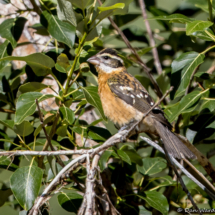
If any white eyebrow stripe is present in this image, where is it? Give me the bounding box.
[99,53,124,64]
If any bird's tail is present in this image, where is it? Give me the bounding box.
[155,120,196,159]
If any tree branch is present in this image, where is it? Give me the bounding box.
[0,149,92,156]
[162,141,202,215]
[139,0,162,75]
[0,108,15,114]
[29,154,87,215]
[176,134,215,183]
[140,136,215,200]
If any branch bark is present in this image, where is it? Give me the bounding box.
[177,134,215,183]
[29,154,87,215]
[162,141,202,215]
[140,136,215,200]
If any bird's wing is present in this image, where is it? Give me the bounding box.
[107,72,172,128]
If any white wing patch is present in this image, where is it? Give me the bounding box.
[119,86,133,91]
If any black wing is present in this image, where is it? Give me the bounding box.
[107,72,172,129]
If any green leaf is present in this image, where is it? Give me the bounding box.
[201,98,215,112]
[0,156,18,171]
[169,89,209,122]
[72,125,111,142]
[186,20,213,35]
[59,106,75,124]
[76,19,103,42]
[0,40,10,70]
[137,47,154,56]
[17,82,48,95]
[41,11,76,48]
[99,150,112,171]
[139,206,152,215]
[191,29,215,41]
[148,14,193,24]
[98,3,125,11]
[56,124,67,137]
[140,191,169,215]
[15,92,54,124]
[0,53,55,76]
[55,53,70,73]
[171,52,205,98]
[116,149,131,165]
[58,192,83,213]
[71,0,93,9]
[149,176,176,191]
[0,120,14,130]
[100,0,133,15]
[34,114,55,136]
[0,19,16,48]
[120,145,143,165]
[13,121,34,136]
[81,86,106,120]
[10,165,43,210]
[137,157,166,175]
[57,0,77,26]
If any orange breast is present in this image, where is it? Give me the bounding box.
[98,71,143,127]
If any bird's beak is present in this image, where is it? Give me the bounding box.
[87,55,100,65]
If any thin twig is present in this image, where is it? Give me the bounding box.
[0,108,15,114]
[183,158,215,193]
[36,100,65,168]
[176,134,215,183]
[139,0,162,75]
[97,0,165,101]
[140,136,215,200]
[29,0,42,15]
[35,99,55,151]
[162,141,202,215]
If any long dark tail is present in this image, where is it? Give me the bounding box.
[155,121,196,159]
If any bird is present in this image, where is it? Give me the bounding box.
[87,48,196,159]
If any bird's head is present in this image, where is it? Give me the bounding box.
[87,48,124,73]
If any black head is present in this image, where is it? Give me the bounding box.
[87,48,124,73]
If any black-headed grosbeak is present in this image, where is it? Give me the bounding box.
[87,48,195,159]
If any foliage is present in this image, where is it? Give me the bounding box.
[0,0,215,214]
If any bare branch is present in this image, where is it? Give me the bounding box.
[140,136,215,200]
[29,154,87,215]
[139,0,162,75]
[183,158,215,193]
[162,141,202,215]
[0,108,15,114]
[177,134,215,183]
[85,154,96,215]
[0,149,92,156]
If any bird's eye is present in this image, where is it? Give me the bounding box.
[103,56,109,60]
